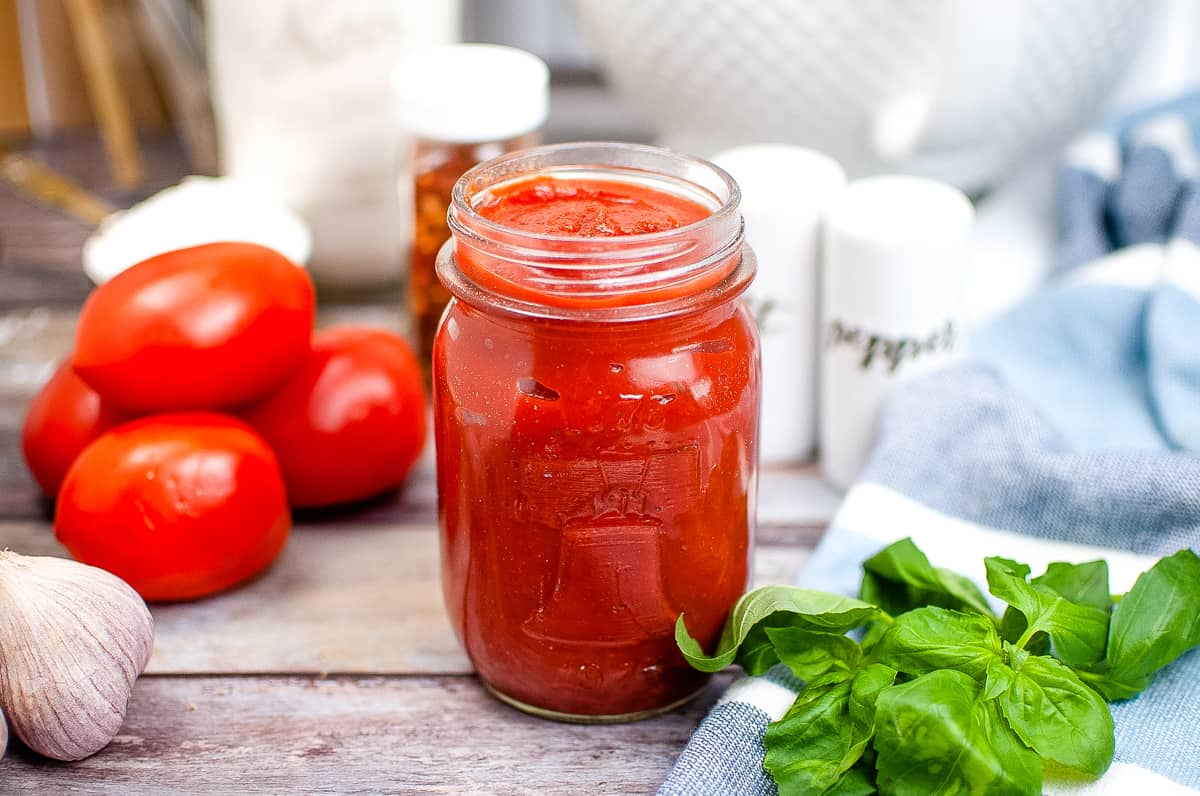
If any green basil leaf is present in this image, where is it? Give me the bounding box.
[845,662,897,791]
[848,663,897,734]
[766,626,861,682]
[997,606,1051,655]
[1033,560,1112,612]
[764,678,855,795]
[997,643,1114,777]
[856,611,890,656]
[874,669,1042,796]
[736,615,802,676]
[1074,670,1152,702]
[985,557,1109,666]
[983,656,1016,700]
[998,604,1025,644]
[676,586,877,673]
[824,765,876,796]
[860,538,994,617]
[998,559,1106,656]
[764,664,895,796]
[1094,549,1200,697]
[873,606,1002,681]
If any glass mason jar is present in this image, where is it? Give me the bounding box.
[433,142,760,722]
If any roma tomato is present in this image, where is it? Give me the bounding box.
[244,326,426,507]
[21,360,128,497]
[55,413,290,601]
[73,242,314,413]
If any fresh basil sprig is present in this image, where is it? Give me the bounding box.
[1077,549,1200,700]
[763,663,896,794]
[985,557,1109,667]
[675,586,877,675]
[874,668,1043,796]
[675,539,1200,796]
[859,537,993,617]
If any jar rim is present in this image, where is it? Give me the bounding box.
[439,142,755,322]
[449,141,743,246]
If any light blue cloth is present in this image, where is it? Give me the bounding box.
[660,95,1200,795]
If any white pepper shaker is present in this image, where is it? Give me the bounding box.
[712,145,847,464]
[820,176,973,489]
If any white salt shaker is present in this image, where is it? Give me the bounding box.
[820,176,974,489]
[712,145,847,464]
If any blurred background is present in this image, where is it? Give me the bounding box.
[4,0,1200,300]
[6,0,1200,168]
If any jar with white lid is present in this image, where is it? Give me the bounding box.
[392,44,549,377]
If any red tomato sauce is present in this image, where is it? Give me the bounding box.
[475,176,711,236]
[435,176,758,718]
[457,177,736,312]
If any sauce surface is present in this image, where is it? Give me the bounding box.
[475,176,711,236]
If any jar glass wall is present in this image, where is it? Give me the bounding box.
[433,142,760,721]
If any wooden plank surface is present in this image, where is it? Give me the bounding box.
[0,518,811,676]
[1,672,734,794]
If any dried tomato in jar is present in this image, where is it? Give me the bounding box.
[434,143,761,722]
[393,44,548,379]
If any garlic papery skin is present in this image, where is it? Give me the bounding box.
[0,551,154,761]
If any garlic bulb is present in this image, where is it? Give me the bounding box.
[1,706,7,760]
[0,551,154,761]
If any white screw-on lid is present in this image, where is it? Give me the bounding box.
[392,44,549,143]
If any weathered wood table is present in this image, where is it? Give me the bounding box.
[0,135,840,794]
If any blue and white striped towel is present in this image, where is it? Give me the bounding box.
[660,94,1200,795]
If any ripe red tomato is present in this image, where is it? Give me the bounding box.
[244,326,426,507]
[21,360,128,497]
[55,413,290,601]
[73,242,315,413]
